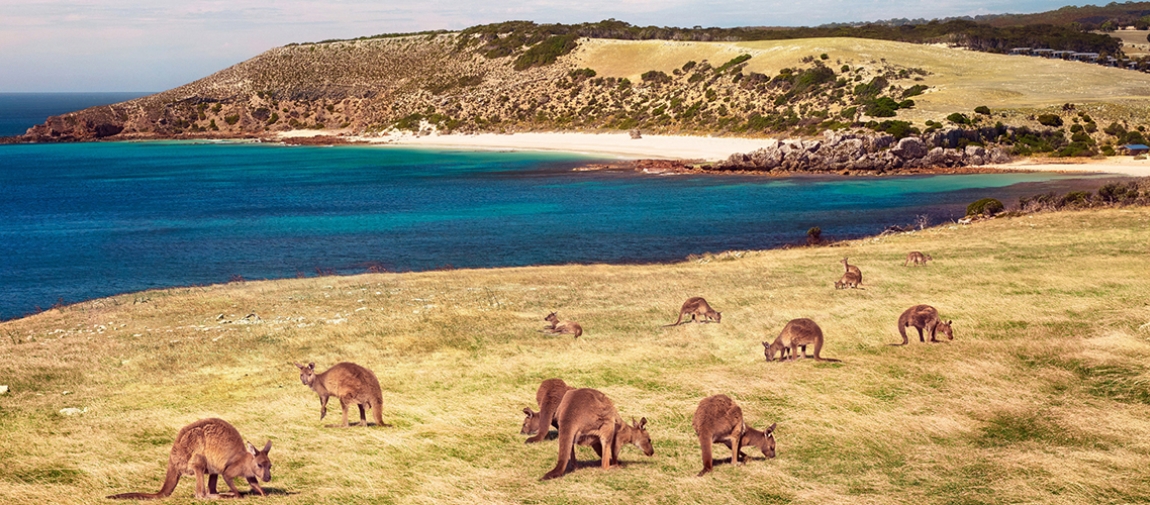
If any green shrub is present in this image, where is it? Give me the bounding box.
[1037,114,1063,127]
[513,34,578,71]
[864,97,900,117]
[869,120,919,139]
[974,105,991,115]
[641,70,672,84]
[224,114,240,125]
[946,112,970,125]
[901,84,928,98]
[681,61,696,72]
[569,68,597,80]
[266,112,279,125]
[967,198,1005,217]
[715,54,752,73]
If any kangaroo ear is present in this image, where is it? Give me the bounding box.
[293,362,304,369]
[246,442,258,456]
[262,440,272,453]
[766,423,777,434]
[523,407,533,416]
[308,362,315,370]
[639,417,647,428]
[947,320,953,325]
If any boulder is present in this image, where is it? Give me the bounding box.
[891,137,927,160]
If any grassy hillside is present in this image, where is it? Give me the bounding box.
[2,208,1150,504]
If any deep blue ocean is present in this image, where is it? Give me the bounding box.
[0,92,152,137]
[0,95,1118,320]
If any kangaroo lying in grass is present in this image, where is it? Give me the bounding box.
[893,305,953,345]
[762,318,841,362]
[904,251,932,266]
[665,297,722,326]
[522,378,574,444]
[841,257,862,283]
[294,362,390,427]
[107,418,271,500]
[542,388,643,480]
[834,270,861,289]
[692,395,776,477]
[542,312,583,338]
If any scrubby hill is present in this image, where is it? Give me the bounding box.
[16,22,1150,162]
[2,207,1149,504]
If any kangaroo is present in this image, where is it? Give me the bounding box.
[692,394,776,477]
[841,257,862,284]
[542,312,583,338]
[762,318,840,362]
[904,251,932,266]
[542,388,625,480]
[834,270,861,289]
[107,418,271,500]
[576,417,654,463]
[893,305,954,345]
[294,362,390,427]
[522,378,574,443]
[665,297,722,326]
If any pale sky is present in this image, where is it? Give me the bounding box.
[1,1,1087,92]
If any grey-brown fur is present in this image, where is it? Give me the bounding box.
[541,388,629,480]
[763,318,840,362]
[665,297,722,326]
[294,362,390,427]
[904,251,932,266]
[542,312,583,338]
[893,305,953,345]
[692,394,776,477]
[834,270,861,289]
[107,418,272,500]
[841,257,863,284]
[522,378,574,443]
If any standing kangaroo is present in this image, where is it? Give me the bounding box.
[834,270,861,289]
[893,305,954,345]
[665,297,722,326]
[522,378,574,443]
[294,362,390,427]
[762,318,841,362]
[692,394,776,477]
[107,418,271,500]
[542,312,583,338]
[904,251,932,266]
[542,388,625,480]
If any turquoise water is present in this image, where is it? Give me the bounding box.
[0,140,1114,320]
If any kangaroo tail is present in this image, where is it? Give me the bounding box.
[816,357,842,363]
[663,312,685,327]
[107,461,181,500]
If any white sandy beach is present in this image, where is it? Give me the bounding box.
[280,130,1150,176]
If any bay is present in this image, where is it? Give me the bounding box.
[0,139,1115,320]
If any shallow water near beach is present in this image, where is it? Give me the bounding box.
[0,140,1115,319]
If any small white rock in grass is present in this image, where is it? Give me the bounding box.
[61,391,72,396]
[0,385,8,395]
[59,407,86,416]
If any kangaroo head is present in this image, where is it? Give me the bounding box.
[713,311,722,323]
[938,320,954,340]
[545,312,558,323]
[520,408,539,435]
[628,417,654,456]
[761,423,777,459]
[245,441,273,482]
[294,362,317,386]
[925,254,933,261]
[840,257,849,266]
[764,341,784,361]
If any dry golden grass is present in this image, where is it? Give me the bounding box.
[575,37,1150,121]
[2,208,1150,504]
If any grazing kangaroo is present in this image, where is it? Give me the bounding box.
[522,378,574,443]
[893,305,954,345]
[107,418,271,500]
[576,417,654,462]
[542,312,583,338]
[841,257,862,284]
[542,388,625,480]
[762,318,841,362]
[904,251,932,266]
[665,297,722,326]
[834,270,861,289]
[294,362,390,427]
[692,395,776,477]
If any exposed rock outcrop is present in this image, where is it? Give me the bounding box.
[715,129,1011,173]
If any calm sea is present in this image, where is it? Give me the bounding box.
[0,92,152,137]
[0,95,1118,320]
